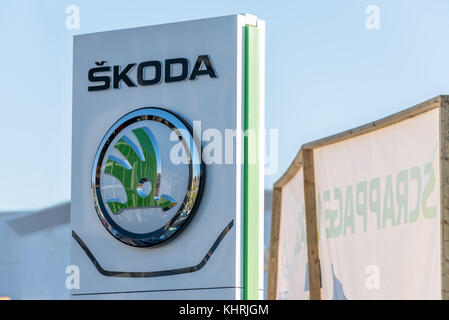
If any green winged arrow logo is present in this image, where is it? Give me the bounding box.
[104,127,177,214]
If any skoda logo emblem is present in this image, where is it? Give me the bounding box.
[92,108,204,247]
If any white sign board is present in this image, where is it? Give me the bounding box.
[71,15,265,299]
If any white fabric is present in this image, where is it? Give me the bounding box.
[313,109,441,299]
[276,169,309,299]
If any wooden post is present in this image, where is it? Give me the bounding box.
[302,149,321,300]
[267,186,282,299]
[439,95,449,300]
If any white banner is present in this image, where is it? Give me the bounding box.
[276,169,309,299]
[314,109,440,299]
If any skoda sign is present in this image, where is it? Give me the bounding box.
[71,15,265,298]
[91,108,204,247]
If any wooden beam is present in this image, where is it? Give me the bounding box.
[267,186,282,299]
[439,95,449,300]
[274,149,303,188]
[275,97,439,191]
[302,149,321,300]
[303,96,439,150]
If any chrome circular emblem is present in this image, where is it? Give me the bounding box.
[92,108,204,247]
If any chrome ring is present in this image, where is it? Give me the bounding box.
[91,107,205,247]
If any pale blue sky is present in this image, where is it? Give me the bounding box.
[0,0,448,211]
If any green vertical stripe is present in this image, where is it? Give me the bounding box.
[243,24,260,300]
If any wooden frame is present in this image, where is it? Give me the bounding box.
[268,95,448,299]
[439,95,449,300]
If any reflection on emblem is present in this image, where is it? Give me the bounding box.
[104,127,177,214]
[92,107,204,247]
